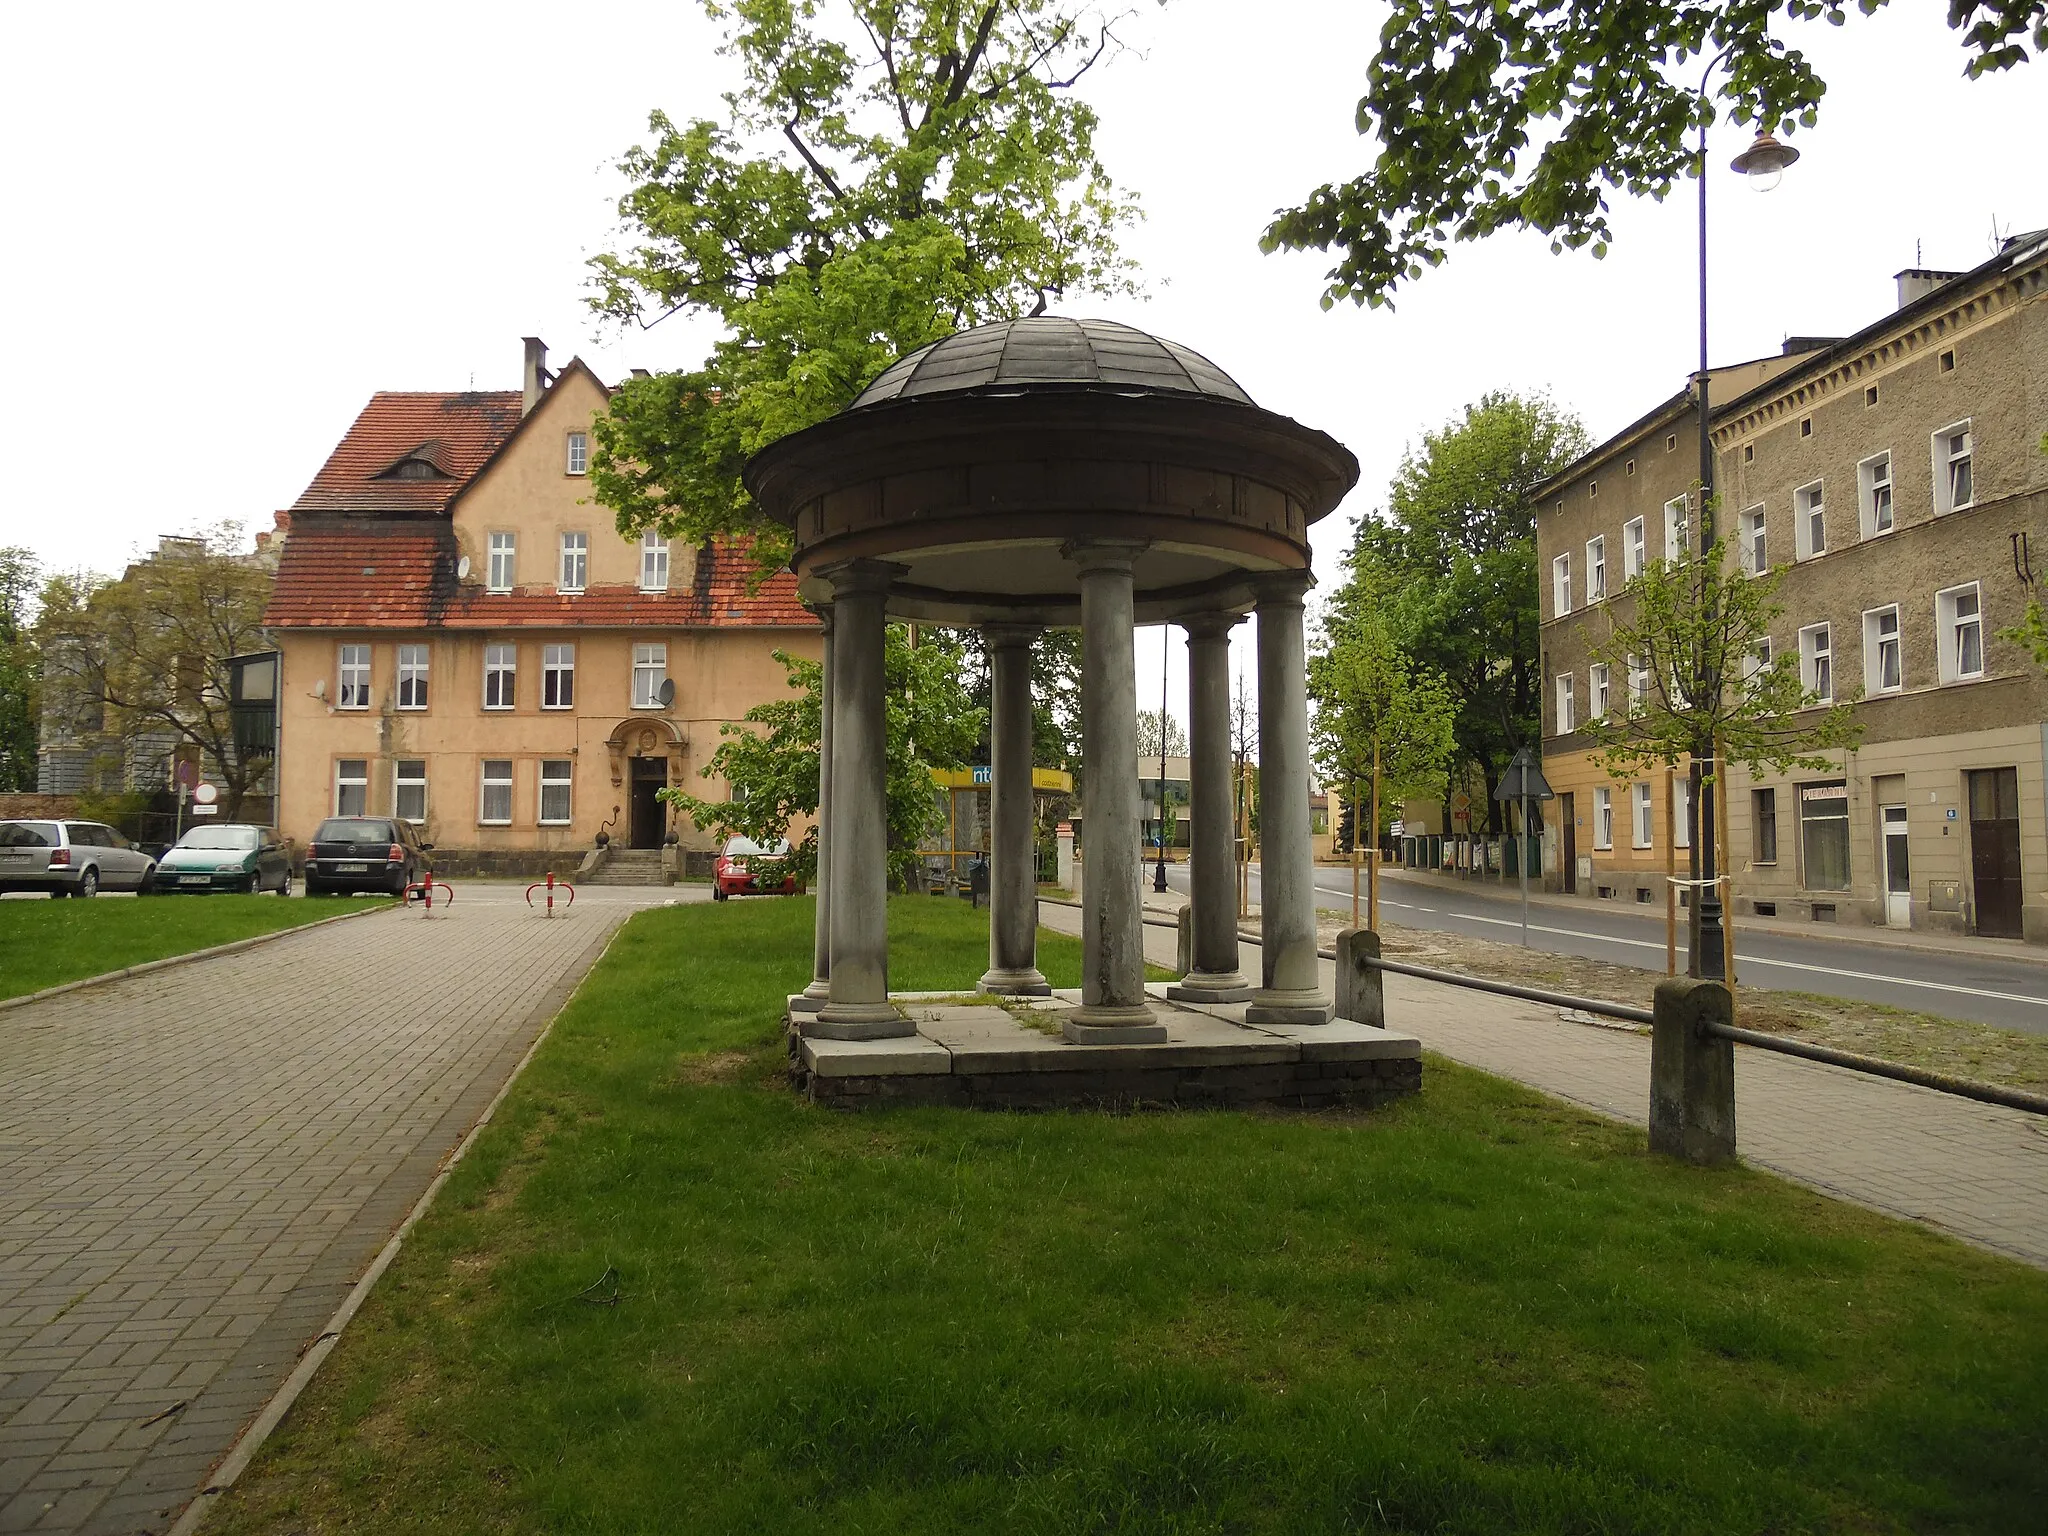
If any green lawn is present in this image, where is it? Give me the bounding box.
[0,895,375,1001]
[213,896,2048,1534]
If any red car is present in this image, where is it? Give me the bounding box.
[711,836,802,900]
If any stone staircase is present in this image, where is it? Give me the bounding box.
[588,847,669,886]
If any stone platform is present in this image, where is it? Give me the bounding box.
[786,985,1423,1111]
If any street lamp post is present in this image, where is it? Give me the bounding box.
[1690,47,1797,982]
[1155,626,1170,893]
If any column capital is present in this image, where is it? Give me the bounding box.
[979,621,1043,650]
[818,558,908,599]
[1251,568,1315,607]
[802,601,834,634]
[1179,611,1245,641]
[1061,538,1148,576]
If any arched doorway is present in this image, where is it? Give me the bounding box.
[605,718,686,849]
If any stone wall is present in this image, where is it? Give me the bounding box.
[0,794,79,821]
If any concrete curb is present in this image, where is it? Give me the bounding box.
[0,900,397,1015]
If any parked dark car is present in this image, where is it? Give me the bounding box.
[304,817,431,897]
[149,824,293,894]
[0,819,156,898]
[711,836,801,900]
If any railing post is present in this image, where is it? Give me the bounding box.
[1650,977,1736,1164]
[1175,904,1193,978]
[1335,928,1384,1028]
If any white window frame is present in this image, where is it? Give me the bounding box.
[542,643,576,710]
[1674,776,1692,849]
[632,643,668,710]
[1551,553,1571,618]
[394,758,427,824]
[334,758,368,817]
[565,431,589,476]
[487,532,516,593]
[1626,653,1648,714]
[1662,496,1689,562]
[396,644,429,711]
[558,532,588,594]
[1586,536,1606,602]
[1554,673,1575,734]
[539,759,573,826]
[1739,506,1767,576]
[1858,451,1893,539]
[1588,662,1609,721]
[640,531,670,593]
[483,643,517,710]
[1936,582,1985,683]
[1793,481,1826,561]
[336,644,371,710]
[1593,785,1613,851]
[1931,420,1973,514]
[480,760,514,826]
[1623,517,1646,581]
[1799,623,1833,704]
[1863,605,1902,695]
[1632,782,1654,849]
[1743,636,1774,692]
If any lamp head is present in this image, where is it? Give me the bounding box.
[1730,131,1799,192]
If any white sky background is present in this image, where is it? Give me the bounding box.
[1,0,2041,727]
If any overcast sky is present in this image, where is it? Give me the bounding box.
[2,0,2040,718]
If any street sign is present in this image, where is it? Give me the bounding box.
[193,783,218,805]
[191,804,218,817]
[1493,747,1555,803]
[1390,819,1405,838]
[175,759,198,789]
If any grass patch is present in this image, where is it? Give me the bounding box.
[0,895,372,1001]
[213,896,2048,1534]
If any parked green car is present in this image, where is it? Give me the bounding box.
[149,824,294,895]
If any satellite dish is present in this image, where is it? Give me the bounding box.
[657,677,676,708]
[312,678,327,699]
[457,555,472,580]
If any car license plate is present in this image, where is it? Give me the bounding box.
[0,851,26,863]
[337,862,370,874]
[179,875,210,885]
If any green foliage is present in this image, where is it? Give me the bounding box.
[587,0,1147,567]
[1339,391,1590,831]
[662,625,983,882]
[1581,536,1862,780]
[1265,0,2048,308]
[2001,594,2048,671]
[0,547,38,791]
[1134,705,1186,760]
[957,625,1084,786]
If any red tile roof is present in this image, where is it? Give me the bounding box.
[290,392,524,516]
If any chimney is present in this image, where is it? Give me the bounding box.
[1895,269,1963,310]
[522,337,550,415]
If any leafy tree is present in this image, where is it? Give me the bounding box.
[663,624,983,884]
[1134,706,1187,760]
[1266,0,2048,308]
[2003,596,2048,671]
[1339,391,1589,832]
[958,626,1085,782]
[0,547,39,791]
[587,0,1146,567]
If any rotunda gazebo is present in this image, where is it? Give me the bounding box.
[745,317,1359,1048]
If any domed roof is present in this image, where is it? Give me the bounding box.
[852,316,1255,409]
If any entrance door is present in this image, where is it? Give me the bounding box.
[629,757,668,849]
[1560,792,1577,894]
[1967,767,2023,938]
[1881,804,1911,926]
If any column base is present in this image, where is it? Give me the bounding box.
[1244,989,1336,1026]
[1166,971,1253,1004]
[809,1000,914,1039]
[1064,1004,1167,1044]
[789,983,830,1015]
[979,967,1052,997]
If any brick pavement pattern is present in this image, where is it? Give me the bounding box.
[0,891,660,1534]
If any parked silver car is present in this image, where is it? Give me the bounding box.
[0,820,158,898]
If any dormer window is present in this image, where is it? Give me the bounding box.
[375,439,455,481]
[392,459,441,480]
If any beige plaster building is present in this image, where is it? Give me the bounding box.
[264,342,819,869]
[1536,232,2048,942]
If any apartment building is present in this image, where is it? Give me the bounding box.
[1536,231,2048,943]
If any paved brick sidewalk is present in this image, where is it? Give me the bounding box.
[0,890,667,1533]
[1045,903,2048,1269]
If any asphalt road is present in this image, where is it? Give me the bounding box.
[1164,861,2048,1037]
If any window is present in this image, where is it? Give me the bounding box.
[539,643,575,710]
[1863,606,1902,694]
[1626,653,1648,713]
[1799,781,1851,891]
[559,532,588,593]
[539,759,573,825]
[1739,506,1767,575]
[480,760,514,825]
[1937,583,1984,682]
[1586,536,1606,601]
[1858,453,1893,538]
[1939,348,1955,372]
[1743,443,1755,464]
[1663,496,1689,561]
[1865,385,1879,408]
[1589,662,1610,721]
[335,759,368,817]
[1794,482,1825,559]
[396,644,429,710]
[1666,433,1678,452]
[394,759,427,823]
[640,531,670,593]
[1551,553,1571,617]
[1800,416,1813,439]
[1625,458,1636,476]
[1632,783,1654,848]
[1589,479,1598,499]
[1593,786,1613,850]
[1554,673,1575,734]
[1623,517,1645,581]
[1752,787,1778,865]
[1674,777,1692,849]
[632,643,668,709]
[487,532,516,592]
[484,643,517,709]
[1799,624,1833,703]
[566,432,589,476]
[336,645,370,710]
[1743,636,1774,691]
[1933,422,1973,513]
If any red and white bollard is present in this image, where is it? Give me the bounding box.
[404,870,455,916]
[525,870,577,917]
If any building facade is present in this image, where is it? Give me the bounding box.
[1537,234,2048,942]
[264,342,819,865]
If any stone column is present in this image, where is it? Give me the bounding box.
[1063,541,1164,1042]
[980,623,1050,995]
[1246,571,1335,1025]
[812,561,911,1038]
[793,604,834,1013]
[1168,613,1251,1003]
